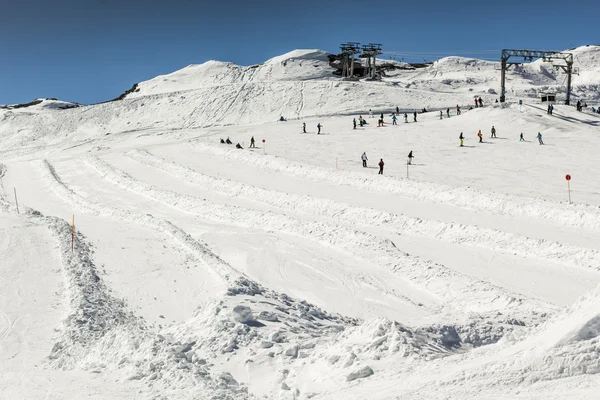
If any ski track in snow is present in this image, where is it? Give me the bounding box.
[79,154,553,319]
[38,159,239,284]
[187,141,600,232]
[126,148,600,273]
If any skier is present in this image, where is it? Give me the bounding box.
[404,113,408,123]
[396,106,400,114]
[413,111,417,122]
[220,138,226,144]
[478,97,483,107]
[317,123,322,134]
[361,152,368,167]
[446,108,450,118]
[392,114,397,125]
[491,126,497,138]
[359,116,364,126]
[279,116,286,122]
[439,111,443,120]
[353,118,357,129]
[407,151,414,165]
[537,132,544,145]
[226,137,232,144]
[380,113,384,122]
[477,130,483,143]
[475,98,479,108]
[236,143,243,149]
[369,109,373,118]
[520,132,525,142]
[303,122,306,133]
[547,104,551,114]
[456,105,461,115]
[459,132,464,147]
[378,159,385,175]
[378,117,384,127]
[577,100,581,112]
[550,104,554,115]
[250,136,256,148]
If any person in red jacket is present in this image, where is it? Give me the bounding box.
[378,159,385,175]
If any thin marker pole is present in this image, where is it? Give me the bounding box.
[13,187,19,214]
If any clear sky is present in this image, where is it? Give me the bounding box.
[1,0,598,105]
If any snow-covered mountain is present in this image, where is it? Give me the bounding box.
[1,46,599,156]
[2,46,600,399]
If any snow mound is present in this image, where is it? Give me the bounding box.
[311,318,452,367]
[265,49,331,65]
[1,98,80,111]
[544,287,600,348]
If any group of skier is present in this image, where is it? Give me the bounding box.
[361,151,414,175]
[220,136,259,149]
[460,126,544,146]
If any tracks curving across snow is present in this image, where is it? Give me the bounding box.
[187,141,600,232]
[38,159,238,285]
[81,154,553,320]
[126,148,600,272]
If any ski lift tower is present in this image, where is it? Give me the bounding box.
[340,42,361,78]
[499,49,574,105]
[360,44,383,79]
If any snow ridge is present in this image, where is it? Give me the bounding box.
[189,141,600,231]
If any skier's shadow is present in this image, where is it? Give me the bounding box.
[461,145,476,148]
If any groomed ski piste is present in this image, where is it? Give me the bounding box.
[1,46,600,399]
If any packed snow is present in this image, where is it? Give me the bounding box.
[1,45,600,399]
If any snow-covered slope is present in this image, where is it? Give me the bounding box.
[2,46,600,399]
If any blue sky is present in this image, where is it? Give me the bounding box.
[1,0,598,105]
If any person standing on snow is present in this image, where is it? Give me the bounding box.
[396,106,400,114]
[380,113,384,122]
[413,111,417,122]
[491,126,497,138]
[317,123,322,134]
[361,152,368,167]
[477,130,483,143]
[378,159,385,175]
[392,114,397,125]
[456,105,461,115]
[407,151,414,165]
[537,132,544,145]
[353,118,357,129]
[520,132,525,142]
[447,108,450,118]
[359,115,364,126]
[439,111,443,120]
[303,122,306,133]
[250,136,256,148]
[478,97,483,107]
[404,113,408,123]
[459,132,464,147]
[369,109,373,118]
[474,98,479,108]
